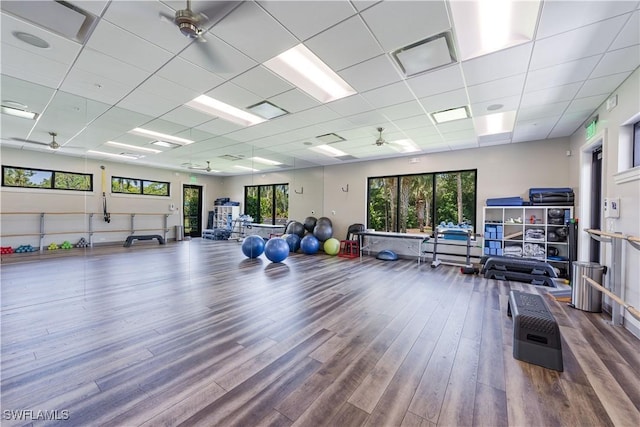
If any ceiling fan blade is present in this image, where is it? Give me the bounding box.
[159,11,175,24]
[193,40,229,72]
[196,1,242,29]
[10,137,49,146]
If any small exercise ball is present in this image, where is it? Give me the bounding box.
[286,221,305,238]
[242,235,265,258]
[317,216,332,227]
[313,222,333,242]
[264,237,289,263]
[303,216,317,233]
[284,233,301,252]
[300,234,320,254]
[323,238,340,256]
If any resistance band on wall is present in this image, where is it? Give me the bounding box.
[101,165,111,223]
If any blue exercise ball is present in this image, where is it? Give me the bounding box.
[242,235,265,258]
[284,233,301,252]
[300,234,320,254]
[264,237,289,263]
[313,222,333,242]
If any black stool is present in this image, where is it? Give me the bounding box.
[507,290,563,371]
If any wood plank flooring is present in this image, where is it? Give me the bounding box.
[1,239,639,426]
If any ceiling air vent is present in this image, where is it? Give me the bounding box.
[219,154,244,161]
[1,0,98,44]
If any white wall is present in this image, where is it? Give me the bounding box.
[569,67,640,336]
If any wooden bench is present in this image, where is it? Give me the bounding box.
[123,234,165,247]
[507,290,563,371]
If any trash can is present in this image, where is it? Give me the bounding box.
[571,261,605,312]
[175,225,184,241]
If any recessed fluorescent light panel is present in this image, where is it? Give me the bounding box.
[392,32,456,76]
[309,144,348,157]
[431,106,470,124]
[106,141,162,154]
[450,0,540,60]
[234,165,259,172]
[1,105,38,120]
[128,128,194,145]
[150,140,181,148]
[186,95,266,127]
[247,101,288,119]
[250,156,282,166]
[265,44,357,103]
[87,150,139,160]
[391,139,421,153]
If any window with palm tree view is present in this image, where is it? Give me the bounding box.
[244,184,288,225]
[367,170,477,234]
[2,166,92,191]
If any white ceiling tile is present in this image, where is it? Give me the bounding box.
[548,116,586,138]
[210,1,298,63]
[0,43,69,89]
[326,94,374,116]
[231,65,293,100]
[436,119,474,134]
[195,118,243,137]
[536,1,638,39]
[610,10,640,50]
[467,74,526,104]
[205,82,263,109]
[524,56,601,92]
[61,67,137,106]
[339,54,403,92]
[257,0,356,41]
[461,43,533,86]
[518,101,571,122]
[590,45,640,78]
[360,0,451,51]
[377,101,425,121]
[418,88,469,114]
[512,118,557,142]
[305,15,383,71]
[138,75,200,105]
[71,48,150,86]
[360,81,416,109]
[67,1,109,16]
[155,57,225,93]
[0,75,54,114]
[530,15,629,70]
[180,32,257,78]
[102,1,190,53]
[520,82,583,108]
[346,110,388,128]
[406,65,465,98]
[117,88,181,118]
[394,117,437,133]
[269,89,321,114]
[470,96,521,118]
[86,20,173,73]
[1,12,82,63]
[160,106,216,128]
[576,72,631,99]
[565,94,607,115]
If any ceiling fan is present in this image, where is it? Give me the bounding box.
[160,0,233,42]
[374,127,388,146]
[188,161,212,172]
[11,132,62,150]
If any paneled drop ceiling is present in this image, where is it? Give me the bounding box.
[1,0,638,175]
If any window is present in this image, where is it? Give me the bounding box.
[244,183,289,224]
[2,166,92,191]
[367,169,477,234]
[111,176,170,196]
[633,121,640,168]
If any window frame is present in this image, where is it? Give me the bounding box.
[367,168,478,235]
[2,165,93,191]
[111,175,170,197]
[633,120,640,168]
[244,183,289,225]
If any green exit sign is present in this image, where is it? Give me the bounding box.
[586,116,598,140]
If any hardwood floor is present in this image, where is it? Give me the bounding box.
[1,239,639,426]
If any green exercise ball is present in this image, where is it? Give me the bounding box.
[323,238,340,256]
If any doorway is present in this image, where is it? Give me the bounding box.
[590,148,603,262]
[183,184,203,238]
